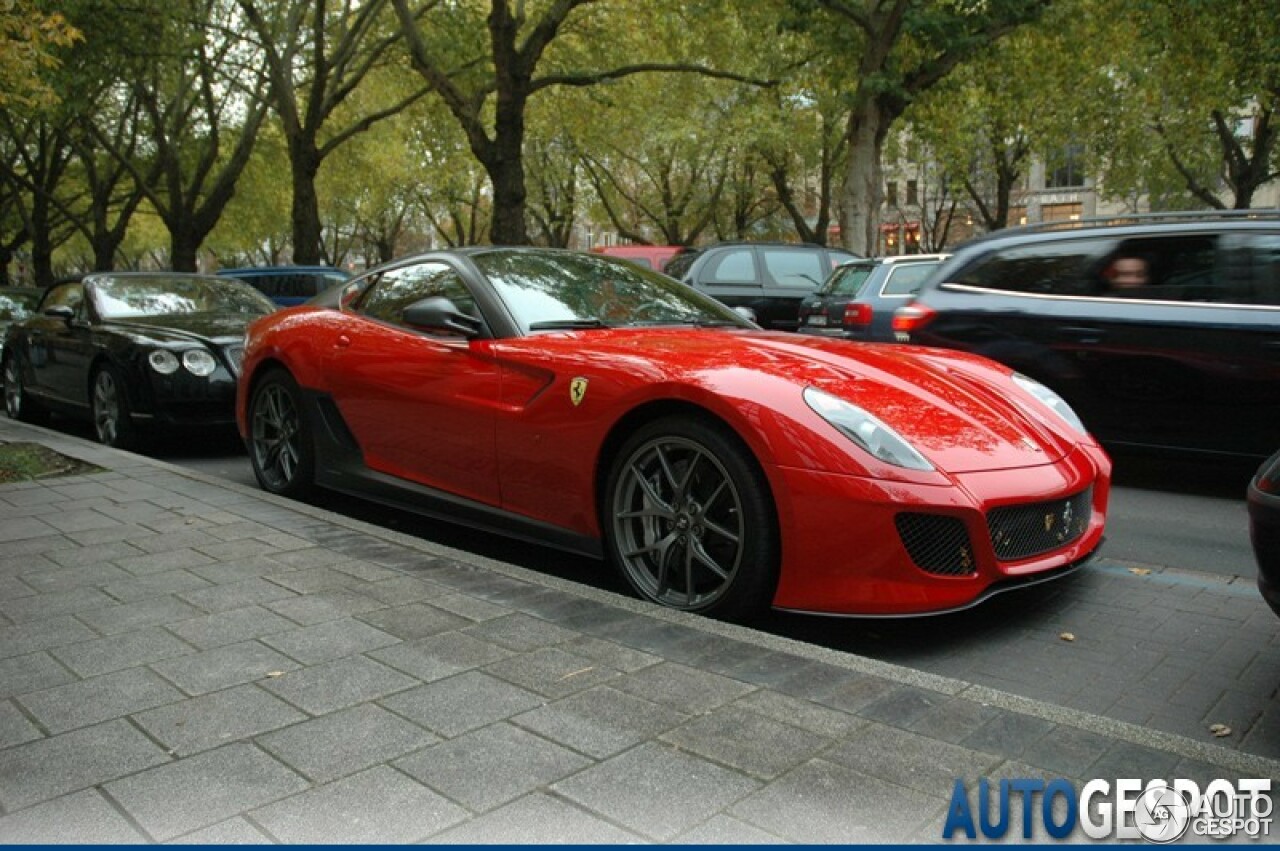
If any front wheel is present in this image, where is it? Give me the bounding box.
[603,416,779,622]
[247,369,316,500]
[91,365,137,449]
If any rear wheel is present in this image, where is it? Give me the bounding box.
[604,416,779,622]
[3,354,47,424]
[91,365,137,449]
[247,369,316,499]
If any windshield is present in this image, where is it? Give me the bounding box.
[471,249,754,333]
[89,275,277,320]
[822,264,875,297]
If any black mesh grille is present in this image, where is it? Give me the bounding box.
[895,513,976,577]
[987,487,1092,561]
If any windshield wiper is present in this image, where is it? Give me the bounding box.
[527,318,612,331]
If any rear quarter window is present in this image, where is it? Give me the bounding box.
[706,249,759,285]
[881,263,939,296]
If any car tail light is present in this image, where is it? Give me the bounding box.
[1256,453,1280,495]
[842,303,873,326]
[892,303,937,334]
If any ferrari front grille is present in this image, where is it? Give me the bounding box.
[987,486,1092,562]
[895,513,976,577]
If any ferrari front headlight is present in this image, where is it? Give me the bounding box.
[803,386,934,471]
[1012,373,1086,435]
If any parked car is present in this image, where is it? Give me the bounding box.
[3,272,276,449]
[0,287,43,358]
[798,254,948,342]
[1248,448,1280,617]
[590,244,685,272]
[893,211,1280,460]
[217,265,351,307]
[664,241,859,331]
[237,246,1110,621]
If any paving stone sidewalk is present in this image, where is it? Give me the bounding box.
[0,420,1277,844]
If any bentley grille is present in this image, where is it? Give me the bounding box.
[987,486,1093,562]
[223,344,245,376]
[895,513,976,577]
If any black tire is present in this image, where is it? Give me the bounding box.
[91,364,138,449]
[247,369,316,500]
[3,353,47,425]
[603,415,779,622]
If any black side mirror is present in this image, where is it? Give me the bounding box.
[43,305,75,324]
[402,296,483,338]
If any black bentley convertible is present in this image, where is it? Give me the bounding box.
[2,272,276,449]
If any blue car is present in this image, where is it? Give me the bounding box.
[217,266,351,307]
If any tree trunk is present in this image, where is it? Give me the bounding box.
[30,195,54,287]
[170,230,200,273]
[486,145,527,245]
[839,102,889,257]
[291,143,323,264]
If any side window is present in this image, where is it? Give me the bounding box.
[1226,233,1280,306]
[706,249,758,285]
[762,249,825,290]
[1102,235,1218,301]
[881,263,937,297]
[40,283,84,313]
[357,262,478,329]
[955,239,1115,296]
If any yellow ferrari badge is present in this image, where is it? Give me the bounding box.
[569,377,589,406]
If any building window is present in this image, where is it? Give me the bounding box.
[1048,143,1086,188]
[1043,202,1082,222]
[906,180,918,206]
[886,181,898,206]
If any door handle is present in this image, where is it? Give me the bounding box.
[1055,326,1105,345]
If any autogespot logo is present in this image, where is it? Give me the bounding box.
[942,777,1272,842]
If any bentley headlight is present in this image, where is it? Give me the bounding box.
[803,386,934,471]
[148,350,180,375]
[1012,373,1086,434]
[182,349,217,377]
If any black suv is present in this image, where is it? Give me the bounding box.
[665,242,859,331]
[893,212,1280,460]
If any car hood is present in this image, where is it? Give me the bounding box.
[106,313,260,345]
[521,327,1078,474]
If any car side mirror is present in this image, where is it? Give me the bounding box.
[42,305,75,324]
[402,296,483,338]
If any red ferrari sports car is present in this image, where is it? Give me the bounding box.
[236,247,1111,620]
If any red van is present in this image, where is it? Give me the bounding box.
[590,245,685,273]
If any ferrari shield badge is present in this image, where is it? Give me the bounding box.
[569,377,589,406]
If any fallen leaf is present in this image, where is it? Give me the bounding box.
[1059,632,1076,642]
[1209,723,1232,737]
[558,667,595,681]
[1128,567,1152,576]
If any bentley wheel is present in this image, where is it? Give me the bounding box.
[3,355,46,424]
[91,365,137,449]
[604,416,779,621]
[248,369,315,499]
